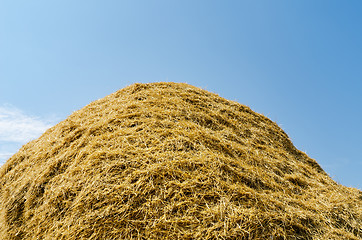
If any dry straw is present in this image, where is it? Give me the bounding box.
[0,82,361,239]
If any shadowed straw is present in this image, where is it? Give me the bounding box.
[0,82,361,239]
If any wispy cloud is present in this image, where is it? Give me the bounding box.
[0,104,54,142]
[0,104,57,165]
[0,153,14,164]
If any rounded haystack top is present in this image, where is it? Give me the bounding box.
[1,82,361,239]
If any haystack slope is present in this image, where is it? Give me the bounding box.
[0,82,361,240]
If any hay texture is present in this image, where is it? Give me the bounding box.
[0,82,361,240]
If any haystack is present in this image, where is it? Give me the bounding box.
[0,82,361,240]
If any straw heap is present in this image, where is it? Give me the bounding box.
[0,82,361,239]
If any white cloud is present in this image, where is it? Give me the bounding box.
[0,104,54,142]
[0,153,13,165]
[0,104,57,165]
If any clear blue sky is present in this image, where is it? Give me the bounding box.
[1,1,361,189]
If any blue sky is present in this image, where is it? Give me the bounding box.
[0,1,361,189]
